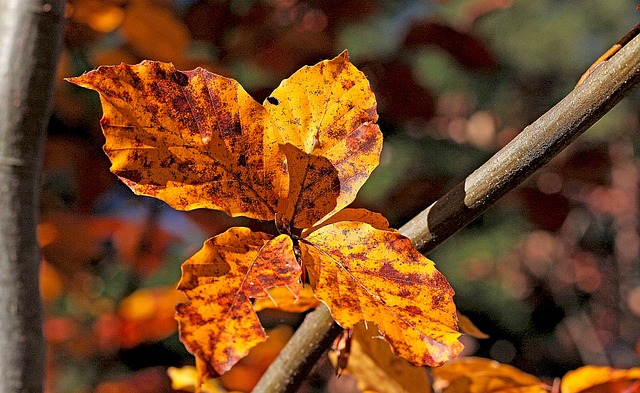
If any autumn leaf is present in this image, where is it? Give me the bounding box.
[117,287,186,348]
[560,366,640,393]
[218,326,294,392]
[432,357,547,393]
[168,366,226,393]
[175,227,301,378]
[330,322,432,393]
[267,51,382,227]
[301,220,462,366]
[67,61,287,221]
[457,311,489,339]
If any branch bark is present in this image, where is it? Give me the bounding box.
[252,32,640,393]
[0,1,65,392]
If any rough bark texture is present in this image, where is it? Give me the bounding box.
[0,1,65,392]
[252,32,640,393]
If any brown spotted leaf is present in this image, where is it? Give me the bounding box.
[175,228,300,378]
[67,62,286,221]
[266,51,383,227]
[277,143,340,228]
[300,219,462,366]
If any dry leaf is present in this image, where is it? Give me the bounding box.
[301,221,462,366]
[67,62,287,221]
[267,51,382,227]
[175,228,300,378]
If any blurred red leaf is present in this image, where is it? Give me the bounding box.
[363,60,434,123]
[403,21,496,69]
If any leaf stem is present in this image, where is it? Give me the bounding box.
[251,32,640,393]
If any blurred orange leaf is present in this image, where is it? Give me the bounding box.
[167,366,226,393]
[432,357,547,393]
[117,287,185,348]
[330,322,432,393]
[457,311,489,339]
[561,366,640,393]
[67,0,126,34]
[120,0,190,64]
[218,326,293,392]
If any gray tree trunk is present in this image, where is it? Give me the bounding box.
[0,1,65,392]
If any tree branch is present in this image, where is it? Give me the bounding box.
[0,1,65,392]
[252,32,640,393]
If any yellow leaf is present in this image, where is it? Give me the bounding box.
[302,208,391,237]
[301,220,462,366]
[167,365,226,393]
[175,228,300,379]
[433,357,547,393]
[331,322,433,393]
[67,62,287,222]
[253,284,320,313]
[266,50,382,227]
[561,366,640,393]
[277,143,340,228]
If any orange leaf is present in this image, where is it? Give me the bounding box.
[277,143,341,228]
[175,228,301,378]
[432,357,547,393]
[67,62,287,221]
[117,287,185,348]
[457,311,489,339]
[267,50,383,227]
[253,284,320,313]
[219,326,294,392]
[330,322,433,393]
[301,220,462,366]
[561,366,640,393]
[167,366,226,393]
[303,208,391,237]
[120,0,190,64]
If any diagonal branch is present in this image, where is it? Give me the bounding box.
[252,32,640,393]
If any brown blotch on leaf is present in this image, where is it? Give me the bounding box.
[173,70,189,86]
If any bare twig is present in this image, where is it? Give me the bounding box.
[252,32,640,393]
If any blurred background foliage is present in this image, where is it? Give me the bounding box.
[43,0,640,392]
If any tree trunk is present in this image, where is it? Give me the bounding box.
[0,1,65,392]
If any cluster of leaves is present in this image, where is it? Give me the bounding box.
[46,0,640,392]
[68,50,464,385]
